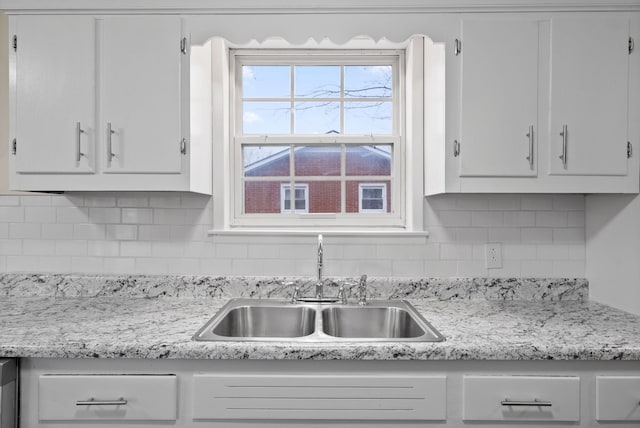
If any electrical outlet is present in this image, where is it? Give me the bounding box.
[485,243,502,269]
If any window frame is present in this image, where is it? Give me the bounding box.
[281,183,309,214]
[358,183,387,213]
[229,49,405,229]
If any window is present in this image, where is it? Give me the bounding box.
[281,183,309,213]
[230,49,405,228]
[359,183,387,213]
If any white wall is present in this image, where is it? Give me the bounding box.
[586,194,640,314]
[0,193,585,277]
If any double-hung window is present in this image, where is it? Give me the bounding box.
[231,50,404,228]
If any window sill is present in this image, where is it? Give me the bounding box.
[207,229,429,238]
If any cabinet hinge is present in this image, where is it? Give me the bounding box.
[180,37,187,55]
[453,139,460,157]
[12,35,17,52]
[454,38,461,56]
[11,138,16,155]
[630,37,635,54]
[180,138,187,155]
[628,141,633,158]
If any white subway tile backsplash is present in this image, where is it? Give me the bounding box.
[121,208,153,224]
[41,224,74,239]
[521,196,553,211]
[116,193,149,208]
[471,211,504,227]
[106,224,138,241]
[56,207,89,223]
[9,223,41,239]
[86,241,117,257]
[120,241,152,257]
[55,240,87,256]
[0,193,585,278]
[153,209,186,225]
[25,207,56,223]
[0,207,24,222]
[535,211,568,227]
[73,224,106,240]
[23,240,55,256]
[89,208,121,224]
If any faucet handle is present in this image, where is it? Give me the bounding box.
[336,285,348,304]
[284,281,299,303]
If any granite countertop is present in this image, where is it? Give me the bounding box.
[0,274,638,361]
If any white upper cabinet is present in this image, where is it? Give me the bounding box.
[549,16,630,176]
[100,16,183,174]
[14,16,96,174]
[460,19,539,177]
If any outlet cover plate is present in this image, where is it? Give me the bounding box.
[485,243,502,269]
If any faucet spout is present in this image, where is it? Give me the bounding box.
[316,234,323,298]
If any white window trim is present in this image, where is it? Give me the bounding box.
[281,183,309,214]
[229,49,405,229]
[359,183,387,213]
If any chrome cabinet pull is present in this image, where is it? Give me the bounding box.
[501,398,552,407]
[76,122,85,162]
[107,122,115,162]
[559,124,568,168]
[453,139,460,157]
[76,397,127,406]
[454,38,461,56]
[526,125,534,168]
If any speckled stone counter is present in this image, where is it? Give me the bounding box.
[0,296,639,360]
[0,274,637,361]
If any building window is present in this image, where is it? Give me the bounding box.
[281,183,309,213]
[231,49,404,228]
[359,183,387,213]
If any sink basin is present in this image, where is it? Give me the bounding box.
[322,306,426,339]
[193,298,444,342]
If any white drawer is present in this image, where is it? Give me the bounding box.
[596,376,640,421]
[463,375,580,422]
[193,373,446,421]
[38,374,177,421]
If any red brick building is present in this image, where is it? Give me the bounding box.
[244,146,391,214]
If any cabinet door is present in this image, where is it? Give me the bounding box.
[460,20,539,177]
[549,16,629,176]
[15,16,95,174]
[101,16,183,174]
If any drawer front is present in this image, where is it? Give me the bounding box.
[463,375,580,422]
[39,375,177,421]
[193,373,446,421]
[596,376,640,421]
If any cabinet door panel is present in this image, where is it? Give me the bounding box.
[15,16,95,174]
[460,20,538,177]
[549,16,629,176]
[101,16,182,174]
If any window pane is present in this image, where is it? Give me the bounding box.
[346,145,392,176]
[244,181,288,214]
[363,188,382,199]
[244,146,290,177]
[362,199,383,210]
[344,65,392,98]
[295,66,340,98]
[294,146,341,176]
[242,65,290,98]
[243,102,291,134]
[308,181,341,213]
[294,102,340,134]
[344,102,392,134]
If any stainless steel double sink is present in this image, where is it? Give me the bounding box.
[193,298,445,342]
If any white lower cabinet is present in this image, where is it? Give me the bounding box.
[193,373,446,421]
[38,374,177,421]
[18,359,640,427]
[463,375,580,422]
[596,376,640,421]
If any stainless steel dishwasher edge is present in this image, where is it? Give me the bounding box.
[0,359,17,428]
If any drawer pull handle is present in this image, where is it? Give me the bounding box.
[76,398,127,406]
[501,398,552,407]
